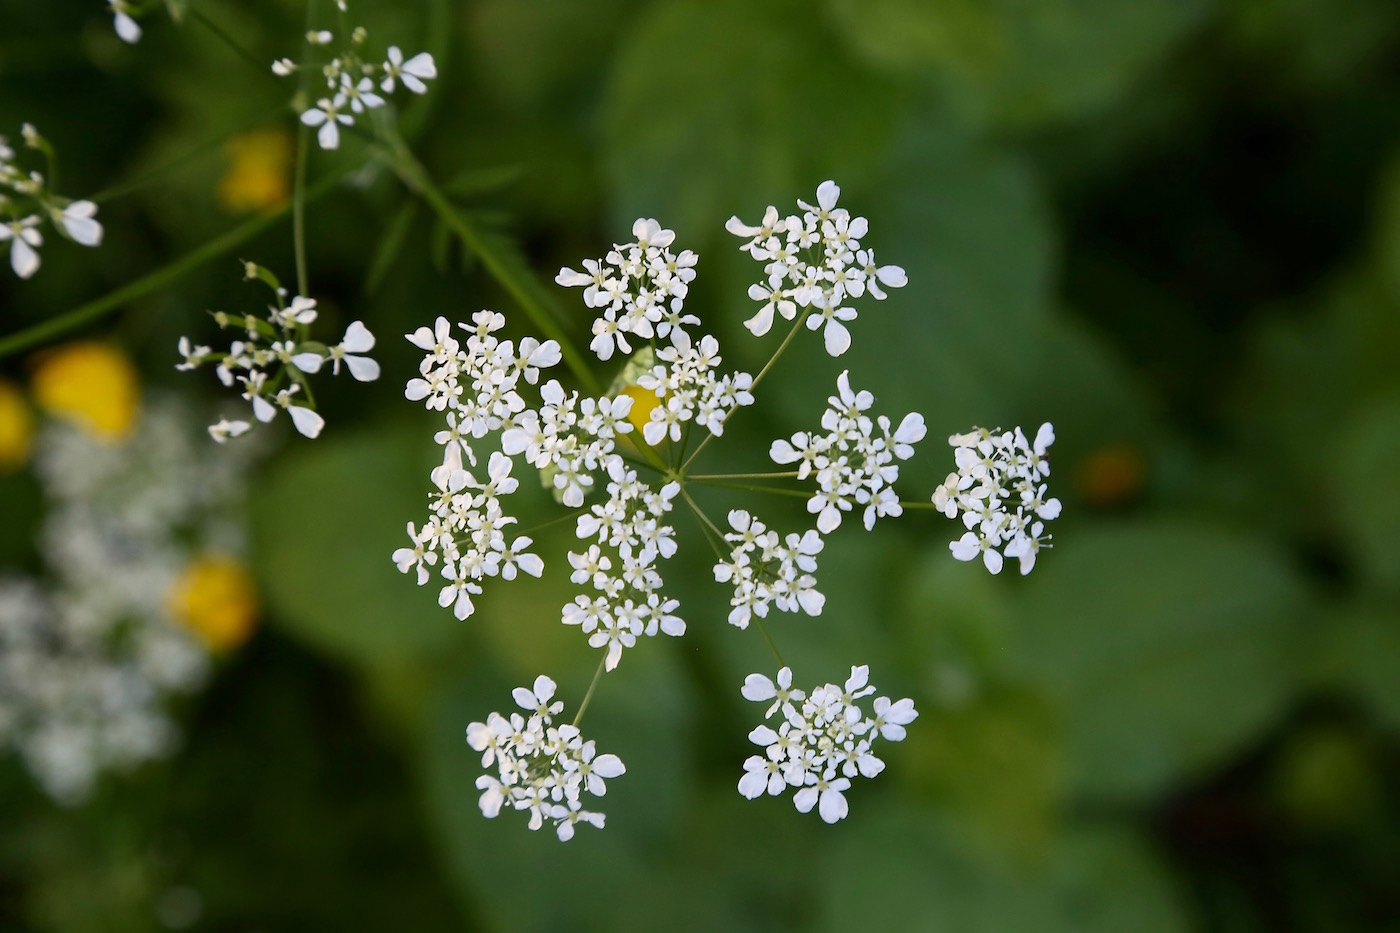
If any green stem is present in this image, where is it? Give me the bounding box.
[517,509,582,538]
[188,6,275,76]
[687,478,809,500]
[680,310,810,472]
[898,500,941,511]
[385,144,600,395]
[687,471,800,481]
[570,656,608,728]
[293,124,310,296]
[752,616,785,668]
[0,173,344,359]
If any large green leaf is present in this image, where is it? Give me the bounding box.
[824,0,1212,128]
[249,423,466,665]
[819,805,1190,933]
[600,0,899,239]
[1330,392,1400,592]
[1007,521,1311,802]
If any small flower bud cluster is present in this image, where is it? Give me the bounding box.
[771,370,926,533]
[635,335,755,445]
[0,398,253,804]
[0,125,103,280]
[565,459,684,671]
[713,510,824,629]
[933,423,1060,575]
[466,675,626,841]
[726,180,907,356]
[273,8,437,150]
[556,218,700,362]
[738,665,917,823]
[175,264,379,442]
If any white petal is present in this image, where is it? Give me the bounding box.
[341,320,376,352]
[288,405,325,438]
[345,354,380,382]
[9,237,38,279]
[115,11,142,43]
[592,753,625,778]
[290,352,324,373]
[823,318,851,356]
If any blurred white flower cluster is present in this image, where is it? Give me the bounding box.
[0,399,252,804]
[0,124,102,280]
[738,666,917,823]
[466,675,626,841]
[272,9,437,151]
[727,180,907,355]
[175,262,380,442]
[932,423,1061,574]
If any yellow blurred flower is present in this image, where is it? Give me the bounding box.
[619,384,661,436]
[167,556,260,652]
[30,342,140,441]
[217,129,293,214]
[0,380,34,471]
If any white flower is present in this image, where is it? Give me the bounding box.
[175,337,210,372]
[300,97,353,150]
[0,216,42,279]
[339,74,385,114]
[207,418,251,443]
[381,46,437,94]
[56,200,102,246]
[738,665,915,823]
[271,58,297,76]
[935,423,1059,575]
[464,677,623,840]
[109,0,141,43]
[326,320,380,381]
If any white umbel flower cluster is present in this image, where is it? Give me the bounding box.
[1,125,103,280]
[771,370,927,533]
[466,675,626,841]
[0,400,251,804]
[933,423,1061,575]
[713,510,824,629]
[174,263,380,442]
[727,180,907,356]
[274,12,437,150]
[557,220,756,446]
[739,665,917,823]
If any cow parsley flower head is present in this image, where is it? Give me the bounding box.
[713,510,825,629]
[465,675,626,841]
[0,125,103,280]
[273,7,437,150]
[738,665,916,823]
[933,423,1060,574]
[771,370,926,533]
[727,180,906,356]
[173,262,379,441]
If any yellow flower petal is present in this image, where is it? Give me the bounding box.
[167,556,260,652]
[619,384,661,436]
[217,129,293,215]
[0,380,33,471]
[30,342,140,441]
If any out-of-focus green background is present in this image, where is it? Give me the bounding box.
[4,0,1400,929]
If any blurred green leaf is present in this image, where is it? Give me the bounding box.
[1324,604,1400,730]
[1330,392,1400,591]
[819,805,1190,932]
[1008,521,1311,802]
[825,0,1212,129]
[249,424,464,665]
[364,198,419,297]
[601,0,899,238]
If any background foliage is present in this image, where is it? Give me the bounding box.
[3,0,1400,929]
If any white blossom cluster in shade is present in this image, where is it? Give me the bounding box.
[466,675,626,841]
[726,180,907,356]
[932,423,1061,575]
[556,218,699,363]
[272,11,437,151]
[713,510,824,629]
[738,665,917,823]
[175,265,380,442]
[770,370,927,534]
[0,399,252,804]
[0,125,103,280]
[396,310,692,672]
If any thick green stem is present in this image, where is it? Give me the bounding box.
[0,174,343,359]
[687,471,800,481]
[687,478,809,500]
[386,145,600,395]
